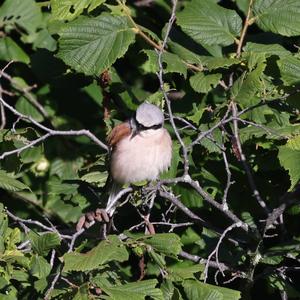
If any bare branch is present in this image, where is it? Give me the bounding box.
[158,189,206,225]
[179,250,247,281]
[105,187,133,214]
[204,222,244,282]
[221,130,234,210]
[6,210,72,240]
[158,187,245,246]
[0,96,109,158]
[0,66,49,119]
[190,107,233,148]
[0,97,5,129]
[236,0,254,58]
[44,267,61,300]
[156,0,190,175]
[231,102,270,214]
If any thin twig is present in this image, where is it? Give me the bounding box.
[50,249,56,268]
[0,98,5,129]
[0,68,49,118]
[44,267,61,300]
[231,102,270,214]
[204,222,243,282]
[159,189,206,225]
[236,0,254,58]
[105,187,133,214]
[158,188,245,245]
[190,108,233,148]
[156,0,190,175]
[6,210,72,239]
[221,130,233,210]
[0,96,109,158]
[179,250,247,280]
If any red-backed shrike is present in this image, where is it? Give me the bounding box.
[106,102,172,211]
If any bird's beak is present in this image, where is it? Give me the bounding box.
[130,126,139,139]
[130,118,139,139]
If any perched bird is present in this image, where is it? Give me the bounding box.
[76,102,172,231]
[106,102,172,211]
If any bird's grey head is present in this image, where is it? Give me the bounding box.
[135,103,164,128]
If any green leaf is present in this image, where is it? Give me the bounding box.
[231,63,266,106]
[278,136,300,189]
[73,284,90,300]
[50,158,84,180]
[160,280,175,300]
[236,0,250,14]
[177,0,242,46]
[186,103,205,125]
[29,232,61,256]
[0,205,8,238]
[15,96,44,123]
[261,255,284,265]
[145,85,168,108]
[142,50,187,77]
[168,262,204,281]
[81,171,108,186]
[284,136,300,151]
[101,279,163,300]
[201,57,240,70]
[253,0,300,36]
[30,27,57,52]
[30,255,51,279]
[57,14,136,76]
[277,55,300,85]
[0,171,30,192]
[6,227,21,250]
[83,81,104,107]
[0,0,43,34]
[161,141,181,179]
[51,0,106,21]
[148,250,166,269]
[183,280,241,300]
[243,42,290,58]
[63,235,129,272]
[198,125,223,154]
[141,233,182,257]
[173,185,203,208]
[48,198,83,223]
[189,72,221,93]
[0,37,29,64]
[48,182,79,195]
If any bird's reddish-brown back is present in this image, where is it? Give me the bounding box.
[107,122,131,147]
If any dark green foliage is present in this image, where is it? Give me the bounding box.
[1,0,300,299]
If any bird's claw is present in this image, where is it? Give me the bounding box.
[76,209,110,231]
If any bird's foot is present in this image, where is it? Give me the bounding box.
[76,208,110,231]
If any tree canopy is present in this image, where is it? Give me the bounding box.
[1,0,300,299]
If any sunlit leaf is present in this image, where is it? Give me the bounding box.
[51,0,106,21]
[0,0,43,33]
[29,232,61,256]
[101,279,163,300]
[183,280,241,300]
[63,235,129,272]
[189,72,221,93]
[253,0,300,36]
[0,37,29,63]
[57,14,136,75]
[0,171,30,192]
[177,0,242,46]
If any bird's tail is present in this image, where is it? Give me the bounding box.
[106,181,122,215]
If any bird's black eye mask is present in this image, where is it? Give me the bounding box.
[136,121,162,131]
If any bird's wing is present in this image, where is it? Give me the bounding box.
[107,122,131,147]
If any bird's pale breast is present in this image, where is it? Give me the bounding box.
[110,128,172,184]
